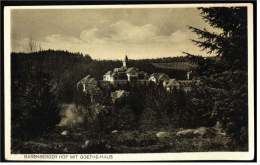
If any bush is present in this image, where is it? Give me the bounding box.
[200,70,248,147]
[113,105,136,131]
[12,72,60,140]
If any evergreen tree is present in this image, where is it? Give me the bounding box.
[188,7,247,70]
[186,7,249,148]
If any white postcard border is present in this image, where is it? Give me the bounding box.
[4,3,255,161]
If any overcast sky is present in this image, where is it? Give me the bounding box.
[11,8,214,59]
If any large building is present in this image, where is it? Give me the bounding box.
[103,56,148,84]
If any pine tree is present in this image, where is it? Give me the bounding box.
[186,7,249,148]
[188,7,247,70]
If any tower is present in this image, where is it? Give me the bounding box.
[187,71,192,80]
[123,55,128,67]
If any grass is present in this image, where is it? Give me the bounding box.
[12,128,240,154]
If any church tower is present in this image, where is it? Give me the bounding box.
[123,55,128,68]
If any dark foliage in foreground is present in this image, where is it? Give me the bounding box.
[11,70,60,139]
[187,7,248,147]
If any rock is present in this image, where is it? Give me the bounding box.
[176,129,195,137]
[61,130,69,136]
[176,127,225,138]
[84,140,90,146]
[193,127,209,136]
[105,144,112,150]
[213,121,226,136]
[63,147,68,152]
[156,131,171,139]
[194,127,224,137]
[81,140,90,149]
[112,130,119,134]
[214,121,222,129]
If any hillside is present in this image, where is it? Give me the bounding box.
[152,62,199,71]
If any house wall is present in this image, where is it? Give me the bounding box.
[103,75,114,82]
[148,76,157,83]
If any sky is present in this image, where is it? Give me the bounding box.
[11,7,215,60]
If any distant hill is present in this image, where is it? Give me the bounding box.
[152,62,199,71]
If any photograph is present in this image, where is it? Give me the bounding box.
[2,2,256,161]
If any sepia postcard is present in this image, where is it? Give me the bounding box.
[2,1,256,162]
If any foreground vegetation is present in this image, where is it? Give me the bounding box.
[13,128,242,154]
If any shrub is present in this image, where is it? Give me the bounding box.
[201,70,248,147]
[11,72,60,140]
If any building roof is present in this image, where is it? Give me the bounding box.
[103,57,147,80]
[150,73,159,78]
[114,66,127,72]
[88,77,98,85]
[104,71,112,75]
[80,75,91,82]
[111,72,117,76]
[158,73,169,81]
[165,79,180,87]
[78,75,98,87]
[150,73,170,81]
[139,71,147,75]
[126,67,139,74]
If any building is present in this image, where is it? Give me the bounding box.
[123,55,128,67]
[103,56,148,84]
[102,55,200,90]
[178,80,196,93]
[163,79,202,93]
[152,61,198,80]
[103,71,114,81]
[77,75,99,92]
[149,73,170,84]
[163,79,180,92]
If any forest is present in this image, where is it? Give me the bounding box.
[11,7,249,153]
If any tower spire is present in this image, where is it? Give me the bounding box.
[123,53,128,68]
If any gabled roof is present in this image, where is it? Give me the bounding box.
[165,79,180,87]
[78,75,98,86]
[88,77,98,85]
[126,67,139,74]
[158,73,169,81]
[150,73,169,81]
[150,73,159,78]
[111,72,117,76]
[104,63,148,79]
[114,66,127,72]
[139,71,147,75]
[80,75,91,82]
[104,71,112,75]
